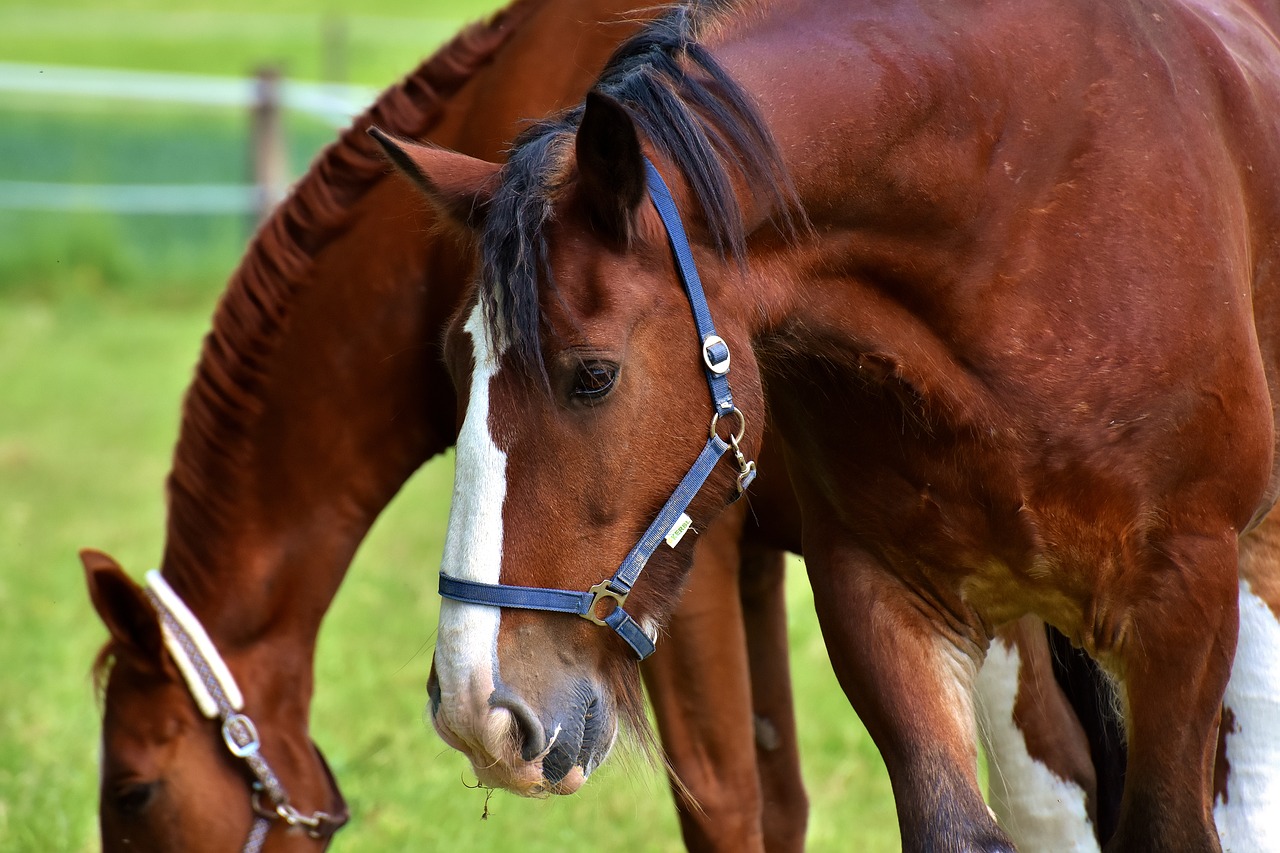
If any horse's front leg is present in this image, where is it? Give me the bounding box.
[738,543,807,852]
[643,501,770,853]
[1101,530,1239,853]
[806,544,1015,852]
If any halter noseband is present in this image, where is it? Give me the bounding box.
[143,571,349,852]
[437,159,757,660]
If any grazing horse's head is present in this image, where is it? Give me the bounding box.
[86,553,230,850]
[84,551,345,852]
[373,11,796,794]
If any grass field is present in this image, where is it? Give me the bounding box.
[0,1,513,84]
[0,0,908,849]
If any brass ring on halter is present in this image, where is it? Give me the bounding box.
[709,407,747,444]
[583,581,628,626]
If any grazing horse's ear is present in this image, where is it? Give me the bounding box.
[576,91,647,245]
[82,549,166,670]
[368,126,498,230]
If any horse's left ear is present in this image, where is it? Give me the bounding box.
[368,127,498,230]
[575,91,647,244]
[82,549,167,671]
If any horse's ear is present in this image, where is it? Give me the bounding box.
[82,549,166,669]
[368,127,497,230]
[576,91,647,244]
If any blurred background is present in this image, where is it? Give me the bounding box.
[0,0,898,849]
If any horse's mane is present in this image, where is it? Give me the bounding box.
[477,0,801,376]
[160,0,543,589]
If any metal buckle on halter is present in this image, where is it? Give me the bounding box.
[710,407,756,495]
[251,790,335,839]
[734,454,758,494]
[222,713,261,758]
[583,581,629,626]
[702,334,731,375]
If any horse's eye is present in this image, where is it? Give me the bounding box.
[112,781,159,816]
[571,362,618,402]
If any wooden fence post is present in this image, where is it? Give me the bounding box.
[250,66,288,225]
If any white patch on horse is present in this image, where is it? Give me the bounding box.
[1215,579,1280,852]
[975,637,1099,853]
[434,302,509,743]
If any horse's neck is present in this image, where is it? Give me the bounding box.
[158,0,658,661]
[160,177,456,657]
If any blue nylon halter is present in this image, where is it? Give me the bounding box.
[437,158,757,660]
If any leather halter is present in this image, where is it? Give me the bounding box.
[144,571,350,852]
[437,158,757,660]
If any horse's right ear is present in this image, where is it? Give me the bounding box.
[82,549,166,669]
[368,126,498,230]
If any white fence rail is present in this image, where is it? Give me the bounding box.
[0,63,379,215]
[0,62,375,126]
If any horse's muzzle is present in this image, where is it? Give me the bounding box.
[427,669,614,796]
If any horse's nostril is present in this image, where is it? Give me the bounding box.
[426,669,441,717]
[491,690,548,761]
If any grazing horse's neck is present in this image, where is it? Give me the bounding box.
[153,16,540,660]
[158,0,659,673]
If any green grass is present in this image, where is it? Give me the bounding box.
[0,1,509,85]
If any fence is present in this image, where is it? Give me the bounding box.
[0,62,377,217]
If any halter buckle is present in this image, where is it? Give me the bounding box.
[583,581,628,626]
[252,790,338,840]
[726,418,757,496]
[222,713,261,758]
[702,335,731,375]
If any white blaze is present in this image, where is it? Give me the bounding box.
[435,303,508,731]
[1215,579,1280,852]
[976,638,1099,853]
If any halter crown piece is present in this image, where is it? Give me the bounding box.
[437,158,758,660]
[143,571,348,852]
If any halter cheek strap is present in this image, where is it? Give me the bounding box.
[437,158,757,661]
[143,571,349,852]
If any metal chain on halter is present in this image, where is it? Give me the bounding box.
[143,572,347,852]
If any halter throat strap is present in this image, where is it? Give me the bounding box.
[437,158,757,661]
[143,571,349,851]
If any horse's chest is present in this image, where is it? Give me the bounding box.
[770,374,1026,553]
[769,370,1141,620]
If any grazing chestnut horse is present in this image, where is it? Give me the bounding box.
[81,1,813,850]
[375,0,1280,848]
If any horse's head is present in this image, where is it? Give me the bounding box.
[84,550,345,851]
[86,550,249,849]
[373,88,770,795]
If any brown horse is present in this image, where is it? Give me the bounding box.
[80,0,817,850]
[376,0,1280,849]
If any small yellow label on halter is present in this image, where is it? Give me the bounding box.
[665,513,693,548]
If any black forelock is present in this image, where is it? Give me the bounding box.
[477,0,802,378]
